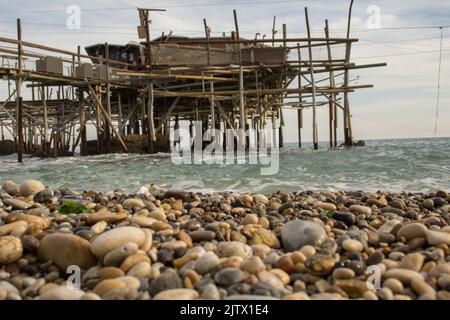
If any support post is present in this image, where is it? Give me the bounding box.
[239,66,245,149]
[147,81,155,153]
[16,18,23,162]
[305,8,318,150]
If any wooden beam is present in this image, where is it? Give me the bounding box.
[87,85,128,153]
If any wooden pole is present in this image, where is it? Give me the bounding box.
[118,92,123,135]
[239,66,245,148]
[210,81,215,138]
[105,42,112,151]
[233,10,240,40]
[297,44,303,148]
[80,90,87,155]
[147,81,155,153]
[203,19,211,65]
[41,85,48,155]
[88,85,128,153]
[16,18,23,162]
[344,0,355,146]
[305,8,318,150]
[272,16,276,47]
[325,20,337,148]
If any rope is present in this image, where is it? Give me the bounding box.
[433,27,444,137]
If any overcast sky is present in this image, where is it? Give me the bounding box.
[0,0,449,142]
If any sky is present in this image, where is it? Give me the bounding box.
[0,0,449,143]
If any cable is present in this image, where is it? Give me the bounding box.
[354,48,450,60]
[433,27,444,137]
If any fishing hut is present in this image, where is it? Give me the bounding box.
[0,7,386,162]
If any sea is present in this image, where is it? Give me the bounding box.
[0,138,449,194]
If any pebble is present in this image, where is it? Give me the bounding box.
[240,256,265,274]
[122,198,145,209]
[423,199,434,210]
[19,180,45,196]
[399,252,424,272]
[411,278,436,298]
[397,223,428,240]
[349,205,372,215]
[342,239,363,252]
[313,201,336,211]
[257,271,285,291]
[2,180,20,195]
[3,198,31,210]
[103,242,138,266]
[217,241,252,258]
[249,228,280,248]
[120,254,151,273]
[383,278,404,294]
[384,268,424,285]
[153,288,199,300]
[332,268,355,279]
[90,226,146,257]
[281,220,326,251]
[0,221,28,236]
[38,233,96,270]
[305,254,336,276]
[425,230,450,246]
[194,251,219,275]
[149,268,182,296]
[0,236,23,264]
[214,268,246,286]
[38,286,85,300]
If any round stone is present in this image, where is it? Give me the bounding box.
[383,278,404,294]
[249,228,280,248]
[214,267,246,286]
[257,270,285,291]
[423,199,434,210]
[0,221,28,237]
[19,179,45,196]
[103,242,138,266]
[153,288,199,300]
[38,286,85,300]
[99,267,125,279]
[342,239,363,252]
[93,276,140,297]
[384,268,424,285]
[313,201,336,211]
[38,233,96,271]
[349,205,372,215]
[397,223,428,241]
[127,261,151,278]
[122,198,145,208]
[216,241,253,258]
[306,254,336,276]
[240,256,265,274]
[149,207,167,222]
[120,254,151,273]
[425,230,450,246]
[194,251,219,275]
[2,180,20,196]
[149,268,182,296]
[332,268,355,279]
[90,226,146,257]
[281,220,327,251]
[0,236,23,264]
[399,252,424,272]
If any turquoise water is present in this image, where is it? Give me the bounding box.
[0,138,449,194]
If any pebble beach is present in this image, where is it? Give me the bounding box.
[0,179,450,300]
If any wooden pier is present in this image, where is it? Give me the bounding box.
[0,7,386,162]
